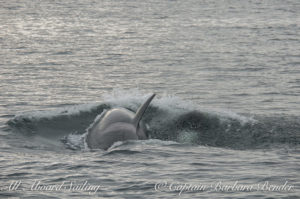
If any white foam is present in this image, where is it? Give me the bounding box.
[138,139,179,146]
[154,93,197,113]
[107,139,180,150]
[103,88,255,124]
[11,88,256,128]
[103,88,197,116]
[64,133,85,150]
[108,141,125,150]
[102,88,150,110]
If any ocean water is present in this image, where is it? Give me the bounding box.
[0,0,299,198]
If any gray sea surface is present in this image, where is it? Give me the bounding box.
[0,0,299,198]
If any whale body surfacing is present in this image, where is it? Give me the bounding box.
[86,94,156,150]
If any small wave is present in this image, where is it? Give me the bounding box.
[104,149,142,156]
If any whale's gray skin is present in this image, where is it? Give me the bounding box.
[86,94,155,150]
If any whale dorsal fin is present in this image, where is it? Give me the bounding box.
[133,93,156,129]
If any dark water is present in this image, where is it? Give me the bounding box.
[0,0,299,198]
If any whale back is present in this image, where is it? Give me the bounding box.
[86,94,155,150]
[97,108,134,131]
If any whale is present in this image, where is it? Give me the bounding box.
[85,94,156,150]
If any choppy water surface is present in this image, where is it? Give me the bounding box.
[0,0,299,198]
